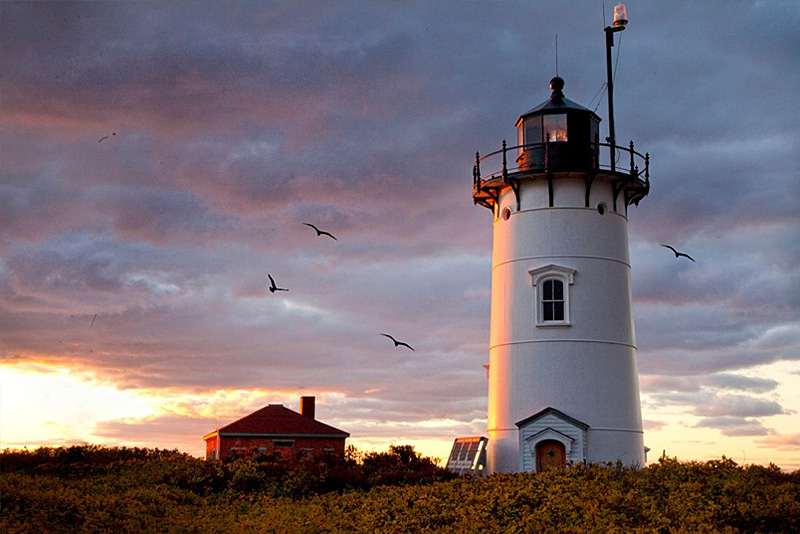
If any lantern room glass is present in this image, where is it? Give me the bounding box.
[524,117,541,146]
[543,114,567,142]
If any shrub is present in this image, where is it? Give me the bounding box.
[2,446,799,533]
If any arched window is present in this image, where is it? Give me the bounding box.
[529,265,575,326]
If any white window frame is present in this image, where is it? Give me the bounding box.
[529,265,575,326]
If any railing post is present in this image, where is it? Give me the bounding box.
[474,151,481,185]
[629,141,635,175]
[502,140,508,181]
[544,134,550,172]
[644,152,650,185]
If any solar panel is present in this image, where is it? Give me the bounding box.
[445,436,488,476]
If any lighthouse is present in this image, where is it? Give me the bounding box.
[472,67,650,471]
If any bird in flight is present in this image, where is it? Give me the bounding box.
[380,333,415,351]
[302,223,337,240]
[267,274,289,293]
[89,314,98,328]
[660,244,696,262]
[98,132,116,143]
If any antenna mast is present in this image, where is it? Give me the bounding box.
[555,34,558,77]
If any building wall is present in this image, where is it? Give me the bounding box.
[214,435,346,460]
[205,435,219,460]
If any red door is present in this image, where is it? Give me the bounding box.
[536,440,566,471]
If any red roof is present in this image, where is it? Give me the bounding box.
[213,404,349,437]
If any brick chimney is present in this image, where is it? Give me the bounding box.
[300,396,315,419]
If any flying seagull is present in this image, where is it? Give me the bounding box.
[98,132,116,143]
[302,223,337,240]
[267,274,289,293]
[380,333,415,351]
[89,314,97,328]
[660,244,696,262]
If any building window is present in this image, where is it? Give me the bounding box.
[273,440,294,452]
[542,279,565,321]
[529,265,575,326]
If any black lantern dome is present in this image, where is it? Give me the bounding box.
[515,77,601,172]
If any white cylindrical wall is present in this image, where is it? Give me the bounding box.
[486,173,645,473]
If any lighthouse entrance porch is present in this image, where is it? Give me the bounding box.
[516,407,588,472]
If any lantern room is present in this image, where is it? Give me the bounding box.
[515,77,601,172]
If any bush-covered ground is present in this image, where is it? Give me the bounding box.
[2,445,799,533]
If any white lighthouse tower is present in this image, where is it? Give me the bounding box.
[472,71,650,473]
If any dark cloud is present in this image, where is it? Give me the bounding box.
[704,374,779,394]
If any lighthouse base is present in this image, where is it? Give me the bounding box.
[487,407,645,473]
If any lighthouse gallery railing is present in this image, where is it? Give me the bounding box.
[472,138,649,187]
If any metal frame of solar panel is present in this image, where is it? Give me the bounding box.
[445,436,488,476]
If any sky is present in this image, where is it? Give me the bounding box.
[1,0,799,470]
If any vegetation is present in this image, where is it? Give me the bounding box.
[2,445,799,533]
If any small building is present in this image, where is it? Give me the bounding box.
[203,396,349,460]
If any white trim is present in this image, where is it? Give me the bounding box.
[529,265,576,326]
[526,428,574,453]
[489,339,637,351]
[493,254,631,272]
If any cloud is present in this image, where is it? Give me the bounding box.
[642,419,667,431]
[641,373,778,394]
[694,417,770,437]
[693,394,785,419]
[644,388,788,438]
[636,314,800,376]
[755,433,800,452]
[704,374,779,393]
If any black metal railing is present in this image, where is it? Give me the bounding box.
[472,137,649,188]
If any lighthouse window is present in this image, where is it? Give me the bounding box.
[543,114,568,142]
[529,265,574,326]
[542,280,565,322]
[524,117,542,146]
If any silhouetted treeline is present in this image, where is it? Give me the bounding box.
[1,444,453,497]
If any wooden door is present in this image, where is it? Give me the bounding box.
[536,440,566,471]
